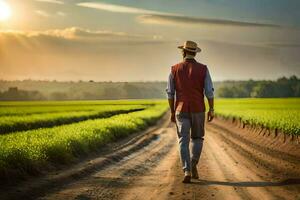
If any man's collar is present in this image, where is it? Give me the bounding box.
[184,57,196,62]
[184,54,196,61]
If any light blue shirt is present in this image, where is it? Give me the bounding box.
[166,62,214,99]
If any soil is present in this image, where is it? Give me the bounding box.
[1,113,300,200]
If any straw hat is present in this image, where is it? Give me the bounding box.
[178,40,201,53]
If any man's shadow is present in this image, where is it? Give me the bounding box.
[192,178,300,187]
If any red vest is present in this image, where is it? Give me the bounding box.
[171,59,207,112]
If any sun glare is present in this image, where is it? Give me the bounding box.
[0,0,11,21]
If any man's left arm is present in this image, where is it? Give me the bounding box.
[204,67,215,122]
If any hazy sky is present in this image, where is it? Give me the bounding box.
[0,0,299,81]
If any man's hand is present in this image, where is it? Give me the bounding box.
[168,99,176,123]
[207,110,214,122]
[171,112,176,123]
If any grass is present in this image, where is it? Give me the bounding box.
[0,102,168,180]
[214,98,300,135]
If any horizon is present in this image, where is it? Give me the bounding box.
[0,0,300,81]
[0,74,298,83]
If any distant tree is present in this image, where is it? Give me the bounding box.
[0,87,45,100]
[218,76,300,98]
[250,82,274,97]
[49,92,68,100]
[217,86,235,98]
[103,86,124,99]
[123,83,142,99]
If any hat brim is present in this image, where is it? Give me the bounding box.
[178,45,201,53]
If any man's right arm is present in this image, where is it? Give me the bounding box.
[166,71,176,122]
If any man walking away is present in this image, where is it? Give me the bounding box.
[166,41,214,183]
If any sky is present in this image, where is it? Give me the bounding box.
[0,0,299,81]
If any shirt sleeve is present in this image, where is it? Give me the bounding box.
[204,67,214,99]
[166,71,175,99]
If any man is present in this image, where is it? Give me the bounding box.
[166,40,214,183]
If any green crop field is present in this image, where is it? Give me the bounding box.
[0,98,299,181]
[214,98,300,135]
[0,100,168,180]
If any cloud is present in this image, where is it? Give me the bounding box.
[0,27,171,81]
[264,43,300,48]
[76,2,281,28]
[35,10,66,18]
[56,11,66,17]
[0,27,164,46]
[35,10,50,17]
[0,28,299,81]
[137,14,281,28]
[77,2,171,15]
[42,27,162,41]
[35,0,64,4]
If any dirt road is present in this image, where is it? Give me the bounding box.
[4,113,300,200]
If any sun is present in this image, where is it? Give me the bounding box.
[0,0,11,21]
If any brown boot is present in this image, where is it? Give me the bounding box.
[191,161,199,179]
[182,171,191,183]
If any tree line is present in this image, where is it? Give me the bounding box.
[0,82,166,101]
[216,76,300,98]
[0,76,299,100]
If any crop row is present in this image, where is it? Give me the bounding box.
[214,98,300,135]
[0,105,147,134]
[0,103,168,180]
[0,100,156,116]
